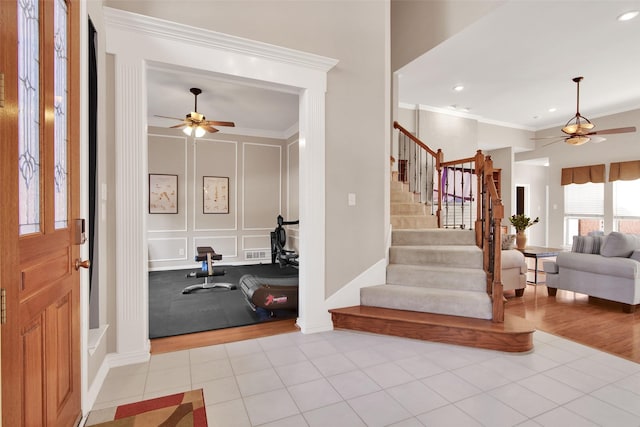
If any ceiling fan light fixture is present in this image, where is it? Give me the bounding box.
[617,10,639,21]
[561,118,594,135]
[183,126,193,136]
[194,126,206,138]
[565,136,590,146]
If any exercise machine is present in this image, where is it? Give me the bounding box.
[271,215,299,268]
[239,274,299,312]
[182,246,235,294]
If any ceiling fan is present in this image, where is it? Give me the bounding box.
[532,77,636,146]
[154,87,235,137]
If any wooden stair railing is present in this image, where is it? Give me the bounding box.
[393,121,504,322]
[393,121,443,225]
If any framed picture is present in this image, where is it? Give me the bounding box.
[203,176,229,214]
[149,174,178,214]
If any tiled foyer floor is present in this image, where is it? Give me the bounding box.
[91,329,640,426]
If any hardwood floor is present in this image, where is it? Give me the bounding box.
[150,318,298,354]
[505,282,640,363]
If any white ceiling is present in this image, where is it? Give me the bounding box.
[146,1,640,139]
[398,0,640,131]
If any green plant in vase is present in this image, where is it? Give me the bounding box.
[509,214,539,249]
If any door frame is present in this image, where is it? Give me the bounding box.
[103,8,338,362]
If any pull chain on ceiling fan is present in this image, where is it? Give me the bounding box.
[154,87,235,137]
[531,76,636,146]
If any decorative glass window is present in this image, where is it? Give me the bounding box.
[18,0,41,235]
[54,0,68,229]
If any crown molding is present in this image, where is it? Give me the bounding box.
[399,102,536,132]
[103,7,338,72]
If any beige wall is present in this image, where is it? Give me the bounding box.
[147,127,290,270]
[104,0,389,298]
[391,0,504,71]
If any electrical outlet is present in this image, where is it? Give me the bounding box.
[348,193,356,206]
[178,248,185,256]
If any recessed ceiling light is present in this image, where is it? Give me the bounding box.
[548,107,557,113]
[617,10,639,21]
[453,85,464,92]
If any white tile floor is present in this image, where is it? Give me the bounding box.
[91,330,640,426]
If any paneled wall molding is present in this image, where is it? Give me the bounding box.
[148,237,188,262]
[242,142,282,230]
[193,235,238,258]
[242,234,271,250]
[193,138,238,232]
[106,8,337,354]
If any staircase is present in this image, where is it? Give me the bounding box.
[378,176,491,319]
[330,167,535,352]
[365,228,492,319]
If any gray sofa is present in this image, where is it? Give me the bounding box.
[544,232,640,312]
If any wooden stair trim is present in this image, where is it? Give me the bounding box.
[329,306,534,353]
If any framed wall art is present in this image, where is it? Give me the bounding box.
[149,173,178,214]
[203,176,229,214]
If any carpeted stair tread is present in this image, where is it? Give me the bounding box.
[391,202,427,216]
[392,229,476,246]
[386,264,486,292]
[391,215,438,229]
[391,191,416,203]
[389,245,483,268]
[361,284,492,320]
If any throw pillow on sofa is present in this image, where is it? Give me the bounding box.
[571,235,603,254]
[502,234,516,250]
[600,232,640,257]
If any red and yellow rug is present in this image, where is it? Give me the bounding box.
[86,389,207,426]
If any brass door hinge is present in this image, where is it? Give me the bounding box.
[1,288,6,324]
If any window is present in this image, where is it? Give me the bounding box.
[564,182,604,245]
[614,179,640,233]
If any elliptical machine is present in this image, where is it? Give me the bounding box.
[270,215,299,268]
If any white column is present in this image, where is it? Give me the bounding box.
[113,54,150,358]
[297,88,331,333]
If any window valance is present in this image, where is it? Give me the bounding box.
[609,160,640,182]
[561,164,605,185]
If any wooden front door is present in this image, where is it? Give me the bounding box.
[1,0,82,425]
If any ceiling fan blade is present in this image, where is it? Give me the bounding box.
[154,114,185,121]
[204,125,220,133]
[530,135,565,140]
[543,139,564,147]
[587,126,636,136]
[169,123,187,129]
[206,120,235,127]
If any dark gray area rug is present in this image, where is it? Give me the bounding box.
[149,263,298,339]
